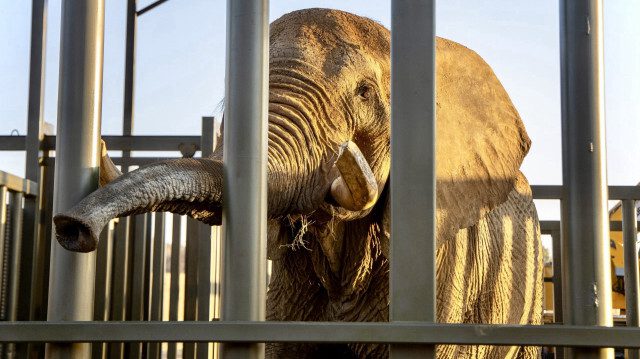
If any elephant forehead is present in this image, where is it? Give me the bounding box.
[269,9,390,76]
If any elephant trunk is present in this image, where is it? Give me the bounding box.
[54,158,225,252]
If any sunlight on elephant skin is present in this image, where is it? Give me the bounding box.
[54,8,542,359]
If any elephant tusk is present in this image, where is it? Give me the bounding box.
[99,139,123,187]
[330,141,379,211]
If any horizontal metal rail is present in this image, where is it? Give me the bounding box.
[0,170,38,197]
[540,220,639,233]
[0,135,202,152]
[532,185,640,200]
[0,322,640,348]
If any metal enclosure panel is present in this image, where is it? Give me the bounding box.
[559,0,613,358]
[221,0,269,358]
[45,0,105,357]
[390,0,436,358]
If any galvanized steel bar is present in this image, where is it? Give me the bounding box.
[623,200,639,359]
[183,218,199,358]
[92,221,114,359]
[46,0,104,357]
[136,0,170,16]
[128,214,148,359]
[5,191,24,357]
[147,213,165,359]
[559,0,612,358]
[0,171,38,197]
[21,8,47,357]
[2,322,640,348]
[551,230,564,359]
[0,186,7,313]
[390,0,436,358]
[122,0,137,174]
[108,219,131,359]
[167,214,181,359]
[196,117,215,359]
[221,0,269,358]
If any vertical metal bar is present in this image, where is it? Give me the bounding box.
[623,200,639,359]
[27,158,55,358]
[21,7,47,357]
[0,186,7,316]
[147,213,165,359]
[389,0,436,358]
[560,1,612,358]
[167,214,181,359]
[128,214,148,359]
[143,215,153,321]
[551,229,564,359]
[46,0,104,357]
[551,230,564,359]
[221,0,269,358]
[6,192,24,358]
[196,117,215,358]
[109,219,132,359]
[552,229,564,325]
[122,0,137,172]
[0,187,7,359]
[183,218,200,359]
[92,220,114,359]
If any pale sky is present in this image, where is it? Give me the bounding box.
[1,0,640,222]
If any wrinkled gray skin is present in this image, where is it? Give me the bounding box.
[54,8,543,359]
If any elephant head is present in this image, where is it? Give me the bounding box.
[54,9,529,255]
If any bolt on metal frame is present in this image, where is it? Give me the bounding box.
[0,0,639,358]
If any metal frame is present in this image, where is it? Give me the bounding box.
[2,0,639,358]
[0,322,640,348]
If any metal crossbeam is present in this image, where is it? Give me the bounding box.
[0,170,38,197]
[0,322,639,348]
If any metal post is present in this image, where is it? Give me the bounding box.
[559,1,612,358]
[128,214,148,359]
[109,219,132,359]
[122,0,136,167]
[6,192,24,358]
[551,229,564,359]
[221,0,268,358]
[0,186,7,358]
[147,213,165,359]
[623,200,639,359]
[390,0,436,358]
[92,221,114,359]
[45,0,105,358]
[22,2,48,345]
[183,218,199,359]
[21,0,48,353]
[167,214,182,359]
[197,117,215,358]
[0,186,7,308]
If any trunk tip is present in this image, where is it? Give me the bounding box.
[53,214,99,253]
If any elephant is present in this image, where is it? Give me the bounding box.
[53,8,543,359]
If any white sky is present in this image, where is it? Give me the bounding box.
[1,0,640,222]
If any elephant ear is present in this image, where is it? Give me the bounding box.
[380,38,531,253]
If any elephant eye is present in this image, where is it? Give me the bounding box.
[357,83,372,100]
